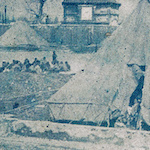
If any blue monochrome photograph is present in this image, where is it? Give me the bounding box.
[0,0,150,149]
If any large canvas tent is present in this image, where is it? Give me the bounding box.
[0,21,50,50]
[141,67,150,126]
[45,0,150,126]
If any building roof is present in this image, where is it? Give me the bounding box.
[63,0,121,5]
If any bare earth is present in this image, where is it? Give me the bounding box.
[0,115,150,150]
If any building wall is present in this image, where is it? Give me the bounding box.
[64,5,79,22]
[63,3,120,24]
[31,24,60,44]
[0,24,117,48]
[32,24,117,46]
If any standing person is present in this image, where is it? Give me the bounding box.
[129,64,145,107]
[52,51,58,65]
[127,64,145,130]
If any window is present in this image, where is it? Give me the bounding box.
[81,7,92,21]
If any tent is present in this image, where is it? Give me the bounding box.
[0,21,50,50]
[141,66,150,126]
[45,0,150,126]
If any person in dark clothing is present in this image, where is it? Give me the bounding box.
[24,59,30,65]
[12,60,23,72]
[40,57,48,72]
[0,66,5,73]
[127,64,145,130]
[129,75,144,107]
[0,61,9,73]
[2,61,9,68]
[65,61,71,71]
[128,64,145,107]
[41,57,47,63]
[32,58,40,67]
[44,62,51,71]
[52,51,58,65]
[52,51,57,61]
[59,61,65,72]
[38,61,51,72]
[23,58,32,72]
[7,60,17,70]
[14,66,22,72]
[52,61,60,73]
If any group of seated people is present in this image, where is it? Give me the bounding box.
[0,56,71,74]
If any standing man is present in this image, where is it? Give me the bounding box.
[52,51,58,65]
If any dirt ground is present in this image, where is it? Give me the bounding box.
[0,48,91,113]
[0,49,149,149]
[0,71,73,114]
[0,115,150,150]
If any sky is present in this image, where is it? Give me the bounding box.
[0,0,140,22]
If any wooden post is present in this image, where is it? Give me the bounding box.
[4,6,7,24]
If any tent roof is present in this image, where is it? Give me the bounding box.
[0,21,50,50]
[141,65,150,125]
[95,0,150,66]
[46,0,150,124]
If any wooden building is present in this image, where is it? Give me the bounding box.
[62,0,121,25]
